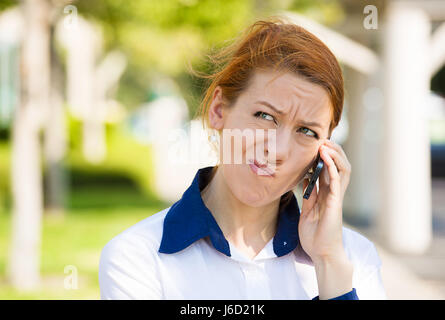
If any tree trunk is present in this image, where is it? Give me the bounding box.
[43,25,68,216]
[8,0,50,290]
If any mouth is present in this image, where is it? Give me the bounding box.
[248,159,276,177]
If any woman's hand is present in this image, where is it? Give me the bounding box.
[298,139,353,299]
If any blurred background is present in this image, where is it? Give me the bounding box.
[0,0,445,299]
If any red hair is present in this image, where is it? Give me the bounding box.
[194,16,344,136]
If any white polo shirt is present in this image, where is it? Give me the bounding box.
[99,166,387,300]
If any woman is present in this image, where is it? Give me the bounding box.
[99,17,386,300]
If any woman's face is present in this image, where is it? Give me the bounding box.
[208,69,333,207]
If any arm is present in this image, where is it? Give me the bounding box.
[298,140,358,300]
[312,250,356,300]
[311,240,387,300]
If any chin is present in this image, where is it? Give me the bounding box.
[240,193,271,208]
[223,164,272,204]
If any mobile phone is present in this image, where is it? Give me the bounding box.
[302,153,324,200]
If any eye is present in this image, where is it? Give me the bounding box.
[254,111,276,123]
[298,127,319,139]
[254,111,319,139]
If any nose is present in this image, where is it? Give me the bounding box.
[265,128,292,167]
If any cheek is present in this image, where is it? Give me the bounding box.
[294,135,322,150]
[289,149,319,179]
[295,139,322,156]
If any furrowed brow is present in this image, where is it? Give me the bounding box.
[255,100,323,128]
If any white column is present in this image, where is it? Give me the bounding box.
[343,68,384,227]
[379,2,432,253]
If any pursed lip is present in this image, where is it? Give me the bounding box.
[248,159,276,177]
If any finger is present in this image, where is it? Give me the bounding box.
[319,145,351,196]
[318,161,330,191]
[320,148,350,195]
[323,140,351,172]
[319,145,350,176]
[301,177,318,218]
[319,146,340,197]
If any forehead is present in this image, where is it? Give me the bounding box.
[240,70,332,125]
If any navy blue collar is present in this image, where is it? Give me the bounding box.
[158,166,300,257]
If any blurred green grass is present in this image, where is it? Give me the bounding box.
[0,192,167,299]
[0,119,170,299]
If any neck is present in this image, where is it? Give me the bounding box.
[201,166,281,249]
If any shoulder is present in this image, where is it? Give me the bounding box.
[103,207,170,252]
[99,207,172,299]
[341,226,382,269]
[99,206,171,271]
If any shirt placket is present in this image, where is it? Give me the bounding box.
[240,262,272,300]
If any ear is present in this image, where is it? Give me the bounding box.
[208,86,226,131]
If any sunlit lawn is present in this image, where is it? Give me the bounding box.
[0,187,168,299]
[0,120,171,299]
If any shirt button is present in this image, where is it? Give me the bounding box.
[242,264,261,277]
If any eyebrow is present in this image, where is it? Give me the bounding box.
[254,100,324,129]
